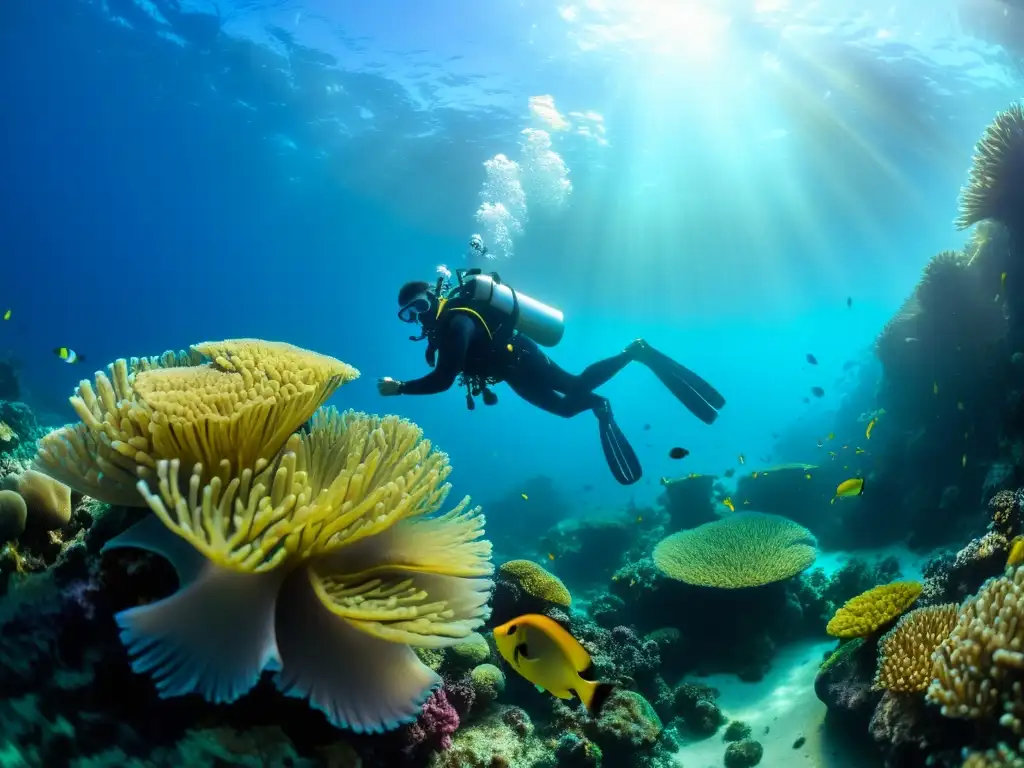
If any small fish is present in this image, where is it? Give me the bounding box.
[752,471,760,479]
[1008,536,1024,568]
[828,451,837,460]
[962,454,967,468]
[817,439,824,448]
[841,444,849,450]
[688,473,701,479]
[855,447,866,455]
[722,497,735,512]
[1003,272,1008,291]
[805,473,812,480]
[53,347,84,364]
[865,418,877,440]
[724,468,735,478]
[846,296,852,308]
[933,382,939,395]
[547,552,555,560]
[635,515,643,523]
[905,337,918,343]
[835,477,865,498]
[957,402,965,411]
[737,454,745,465]
[826,432,834,440]
[643,423,651,431]
[669,447,690,460]
[806,353,818,365]
[493,614,616,715]
[742,499,750,505]
[811,387,825,398]
[1,309,9,321]
[521,493,529,501]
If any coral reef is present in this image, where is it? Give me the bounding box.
[652,512,816,588]
[873,604,958,692]
[826,581,922,638]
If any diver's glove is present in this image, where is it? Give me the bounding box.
[377,377,403,396]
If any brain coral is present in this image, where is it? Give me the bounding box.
[651,512,816,589]
[827,581,921,638]
[498,559,572,606]
[928,567,1024,735]
[0,489,27,542]
[32,339,494,734]
[873,604,958,692]
[14,469,72,530]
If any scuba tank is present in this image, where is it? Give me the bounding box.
[456,270,565,348]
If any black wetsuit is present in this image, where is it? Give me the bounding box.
[398,313,631,417]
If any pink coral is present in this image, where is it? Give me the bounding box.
[403,688,460,754]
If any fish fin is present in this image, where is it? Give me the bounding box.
[578,679,617,716]
[535,684,546,693]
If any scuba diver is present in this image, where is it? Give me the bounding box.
[378,236,726,485]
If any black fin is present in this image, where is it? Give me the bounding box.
[515,642,530,661]
[588,683,616,717]
[635,343,725,423]
[596,406,642,485]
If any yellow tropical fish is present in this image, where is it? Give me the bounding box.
[826,432,834,440]
[635,515,643,523]
[493,614,616,715]
[751,472,759,479]
[856,448,866,454]
[1,309,9,321]
[835,477,865,498]
[1002,272,1008,291]
[521,493,529,501]
[547,552,555,561]
[53,347,84,364]
[722,497,735,512]
[866,418,877,440]
[805,473,812,480]
[1008,536,1024,568]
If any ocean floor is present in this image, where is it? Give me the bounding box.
[671,639,883,768]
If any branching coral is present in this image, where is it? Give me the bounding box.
[32,340,494,734]
[826,581,922,638]
[498,560,572,606]
[956,102,1024,232]
[652,512,816,588]
[929,567,1024,735]
[873,604,958,692]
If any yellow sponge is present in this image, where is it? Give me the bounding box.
[827,581,922,639]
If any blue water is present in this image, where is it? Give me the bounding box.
[1,0,1021,514]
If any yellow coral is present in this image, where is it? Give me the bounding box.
[652,512,816,589]
[37,340,493,734]
[826,581,921,638]
[14,470,72,530]
[0,490,27,542]
[873,604,958,692]
[35,339,358,506]
[929,567,1024,735]
[0,420,15,442]
[498,559,572,606]
[962,745,1024,768]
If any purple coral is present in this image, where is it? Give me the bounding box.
[403,688,460,753]
[63,577,100,620]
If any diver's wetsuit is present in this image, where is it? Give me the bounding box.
[397,312,725,486]
[398,313,629,415]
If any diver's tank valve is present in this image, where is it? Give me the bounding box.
[461,272,565,348]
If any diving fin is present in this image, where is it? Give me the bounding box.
[632,340,725,424]
[596,404,642,485]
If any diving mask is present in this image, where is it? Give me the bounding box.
[398,293,434,324]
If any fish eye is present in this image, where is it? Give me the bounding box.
[506,623,518,634]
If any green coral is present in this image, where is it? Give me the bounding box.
[652,512,816,588]
[818,638,865,676]
[450,632,491,669]
[723,720,752,742]
[414,647,447,672]
[590,689,662,756]
[725,738,764,768]
[470,663,506,705]
[499,559,572,606]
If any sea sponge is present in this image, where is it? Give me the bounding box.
[35,341,493,734]
[498,559,572,606]
[956,102,1024,232]
[724,739,764,768]
[0,489,27,542]
[826,581,921,638]
[12,470,72,530]
[873,604,958,692]
[652,512,816,589]
[34,339,359,506]
[470,663,506,704]
[928,567,1024,734]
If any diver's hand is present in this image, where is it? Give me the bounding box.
[377,377,402,396]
